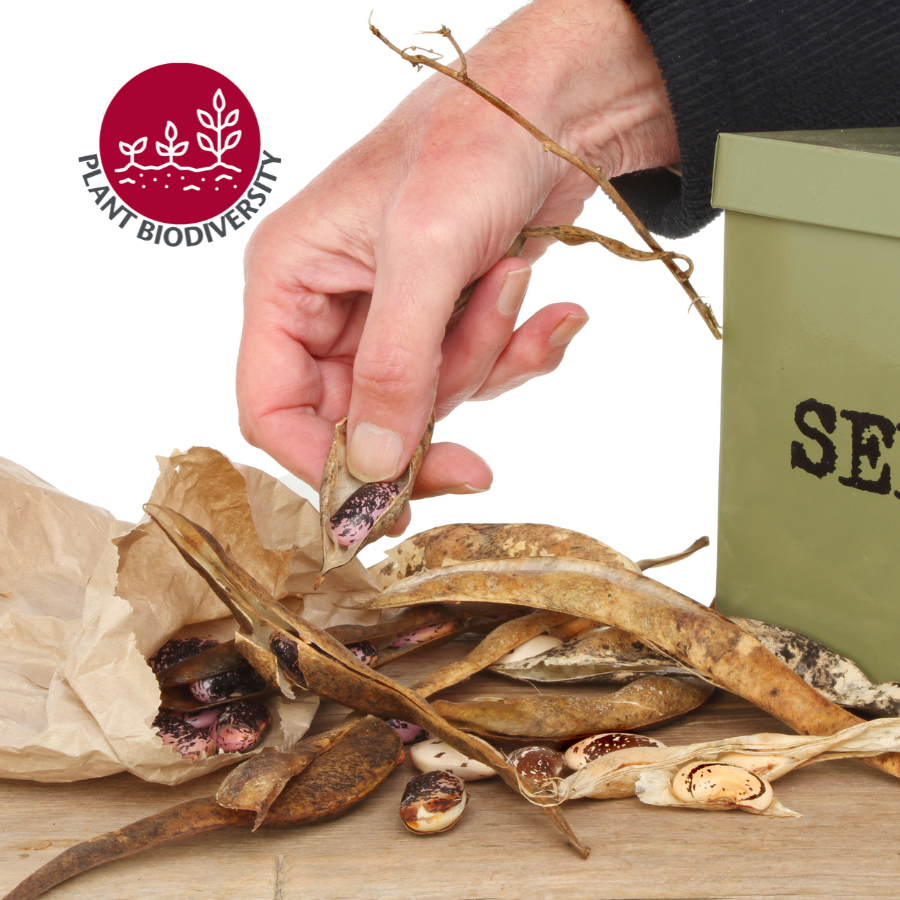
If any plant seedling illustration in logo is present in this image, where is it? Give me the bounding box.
[99,63,261,225]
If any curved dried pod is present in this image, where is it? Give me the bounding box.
[369,522,639,589]
[400,771,468,834]
[490,625,687,685]
[4,716,403,900]
[145,505,590,859]
[562,716,900,804]
[733,617,900,717]
[431,676,713,741]
[319,414,434,578]
[495,616,900,719]
[412,609,573,698]
[365,556,900,781]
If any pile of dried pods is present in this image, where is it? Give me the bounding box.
[8,424,900,900]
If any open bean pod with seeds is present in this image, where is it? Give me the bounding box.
[319,414,434,579]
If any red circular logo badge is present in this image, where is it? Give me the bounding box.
[99,63,261,225]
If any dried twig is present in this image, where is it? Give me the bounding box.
[370,21,722,339]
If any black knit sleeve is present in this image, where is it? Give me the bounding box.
[614,0,900,238]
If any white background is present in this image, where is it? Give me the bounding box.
[2,1,723,602]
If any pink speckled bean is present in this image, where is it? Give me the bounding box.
[346,641,380,666]
[388,619,460,649]
[153,710,217,760]
[215,700,270,754]
[329,482,401,547]
[385,719,426,744]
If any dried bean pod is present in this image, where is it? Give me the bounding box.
[431,676,712,741]
[330,482,401,547]
[370,522,640,589]
[189,666,268,704]
[319,414,434,577]
[400,771,468,834]
[215,700,270,754]
[152,710,217,760]
[148,637,219,675]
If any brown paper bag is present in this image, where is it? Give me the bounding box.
[0,447,379,784]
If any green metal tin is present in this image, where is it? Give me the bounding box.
[712,128,900,684]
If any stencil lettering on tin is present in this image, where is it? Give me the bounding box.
[791,397,900,498]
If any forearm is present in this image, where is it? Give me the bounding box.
[618,0,900,237]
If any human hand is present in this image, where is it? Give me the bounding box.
[238,0,678,529]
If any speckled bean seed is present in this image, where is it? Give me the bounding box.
[188,666,268,704]
[385,719,426,744]
[507,745,566,786]
[148,637,219,675]
[388,619,460,649]
[329,482,401,547]
[564,732,666,770]
[347,641,380,666]
[409,737,496,781]
[399,770,468,834]
[153,710,217,760]
[215,700,271,754]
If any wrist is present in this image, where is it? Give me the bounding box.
[465,0,679,178]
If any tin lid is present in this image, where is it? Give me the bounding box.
[711,128,900,239]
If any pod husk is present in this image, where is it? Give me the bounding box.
[364,556,900,780]
[144,505,589,858]
[733,617,900,717]
[493,617,900,719]
[634,768,797,818]
[156,639,247,687]
[491,625,686,685]
[215,718,359,829]
[414,609,572,697]
[319,414,434,577]
[560,717,900,808]
[4,716,403,900]
[431,675,713,740]
[369,522,639,589]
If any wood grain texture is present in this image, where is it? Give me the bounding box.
[3,639,900,900]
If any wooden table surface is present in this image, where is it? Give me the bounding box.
[3,641,899,900]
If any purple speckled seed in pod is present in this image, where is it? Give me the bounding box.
[148,637,220,675]
[183,709,218,732]
[215,700,271,754]
[329,481,401,547]
[346,641,380,666]
[153,710,217,760]
[385,719,426,744]
[189,666,268,704]
[388,619,459,649]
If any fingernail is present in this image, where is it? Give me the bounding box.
[440,483,491,496]
[548,314,589,347]
[497,266,531,316]
[347,422,405,482]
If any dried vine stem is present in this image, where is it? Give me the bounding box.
[369,21,722,339]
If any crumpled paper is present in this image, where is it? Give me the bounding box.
[0,447,380,783]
